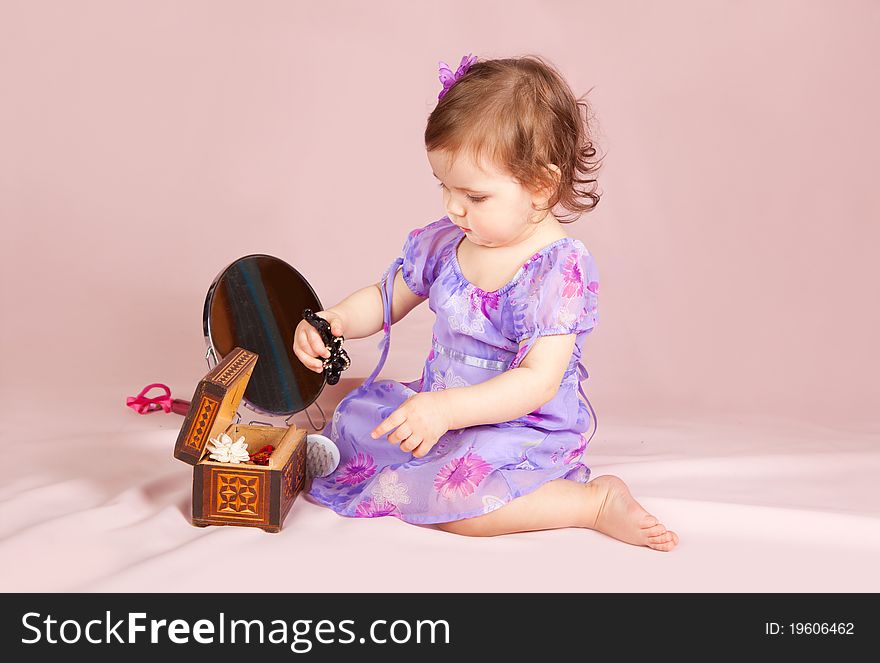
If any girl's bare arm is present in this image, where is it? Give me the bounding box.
[433,333,577,429]
[325,268,426,340]
[433,368,553,429]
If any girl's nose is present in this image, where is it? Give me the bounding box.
[446,201,466,219]
[442,189,466,220]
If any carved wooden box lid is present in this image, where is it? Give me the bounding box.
[173,347,259,466]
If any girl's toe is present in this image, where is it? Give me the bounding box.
[644,523,667,537]
[640,514,658,528]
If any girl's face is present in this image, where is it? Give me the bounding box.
[427,149,556,249]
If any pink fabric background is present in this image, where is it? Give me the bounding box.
[1,1,877,592]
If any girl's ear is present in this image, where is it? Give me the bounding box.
[530,163,562,212]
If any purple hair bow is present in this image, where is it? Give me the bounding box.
[438,53,477,100]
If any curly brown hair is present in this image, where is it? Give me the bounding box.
[424,54,604,224]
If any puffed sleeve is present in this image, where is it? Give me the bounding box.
[509,240,599,343]
[399,216,458,298]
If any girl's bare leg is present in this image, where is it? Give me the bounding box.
[434,475,679,552]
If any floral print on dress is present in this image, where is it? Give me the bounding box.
[442,287,486,335]
[469,288,501,319]
[335,451,377,486]
[430,366,469,392]
[355,498,401,518]
[371,470,412,507]
[552,304,579,332]
[433,451,493,500]
[564,434,588,465]
[561,249,585,299]
[482,495,506,513]
[400,222,450,297]
[509,241,600,342]
[514,458,537,471]
[307,215,600,525]
[509,343,529,369]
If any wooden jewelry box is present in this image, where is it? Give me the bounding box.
[173,346,308,533]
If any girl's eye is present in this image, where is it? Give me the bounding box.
[437,182,486,203]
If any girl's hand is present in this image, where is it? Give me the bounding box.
[293,309,345,373]
[370,392,451,458]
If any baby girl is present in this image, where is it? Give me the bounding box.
[294,54,677,552]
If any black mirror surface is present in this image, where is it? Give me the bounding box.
[202,254,325,417]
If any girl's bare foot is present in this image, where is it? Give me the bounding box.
[585,475,679,552]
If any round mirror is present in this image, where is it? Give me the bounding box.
[202,254,325,420]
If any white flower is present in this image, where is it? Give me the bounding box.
[441,289,486,335]
[430,367,469,391]
[206,432,251,464]
[371,470,411,506]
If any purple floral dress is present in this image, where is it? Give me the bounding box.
[306,215,600,524]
